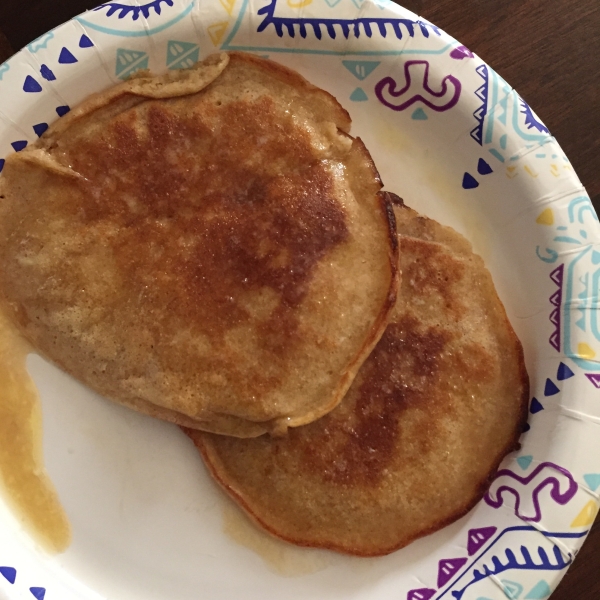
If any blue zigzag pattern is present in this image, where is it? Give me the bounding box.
[94,0,174,20]
[257,0,440,40]
[470,64,488,145]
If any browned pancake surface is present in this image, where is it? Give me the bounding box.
[0,53,398,437]
[187,200,528,555]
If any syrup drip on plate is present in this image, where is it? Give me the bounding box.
[0,307,71,553]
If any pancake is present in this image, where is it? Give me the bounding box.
[0,53,399,437]
[186,197,529,556]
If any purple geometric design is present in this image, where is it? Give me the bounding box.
[29,588,46,600]
[557,362,574,380]
[56,105,70,117]
[585,374,600,388]
[550,264,564,286]
[437,557,468,588]
[0,159,5,173]
[450,45,474,60]
[544,379,560,396]
[485,462,578,522]
[375,60,461,112]
[407,588,436,600]
[0,566,16,584]
[467,527,497,556]
[548,264,564,352]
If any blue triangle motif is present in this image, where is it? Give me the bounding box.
[350,87,368,102]
[56,105,70,117]
[522,421,531,432]
[33,123,49,137]
[412,108,428,120]
[501,579,524,599]
[29,588,46,600]
[462,173,479,189]
[474,85,486,100]
[79,34,94,48]
[584,473,600,492]
[477,158,493,175]
[58,47,78,64]
[525,580,551,599]
[530,397,544,414]
[516,455,533,470]
[11,140,28,152]
[0,567,16,584]
[544,379,560,396]
[557,362,574,380]
[23,75,42,93]
[341,60,380,81]
[0,159,5,173]
[40,64,56,81]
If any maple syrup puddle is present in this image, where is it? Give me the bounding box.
[0,307,71,553]
[221,500,341,576]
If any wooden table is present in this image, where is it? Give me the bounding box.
[0,1,598,598]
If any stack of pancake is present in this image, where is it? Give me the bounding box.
[0,53,528,556]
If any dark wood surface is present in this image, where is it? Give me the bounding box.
[0,1,598,598]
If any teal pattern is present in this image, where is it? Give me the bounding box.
[349,87,368,101]
[115,48,149,79]
[341,60,380,80]
[524,580,551,599]
[166,40,199,69]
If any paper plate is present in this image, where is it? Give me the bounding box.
[0,1,598,599]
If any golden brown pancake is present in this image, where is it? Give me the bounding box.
[186,198,529,556]
[0,53,399,437]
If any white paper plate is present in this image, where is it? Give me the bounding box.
[0,1,598,599]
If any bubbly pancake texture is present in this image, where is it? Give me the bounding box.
[186,198,529,556]
[0,53,398,437]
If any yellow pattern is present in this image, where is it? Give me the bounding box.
[506,166,518,179]
[536,208,554,226]
[550,164,560,177]
[571,500,598,527]
[208,21,229,46]
[219,0,236,15]
[577,343,596,360]
[524,165,539,178]
[287,0,312,6]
